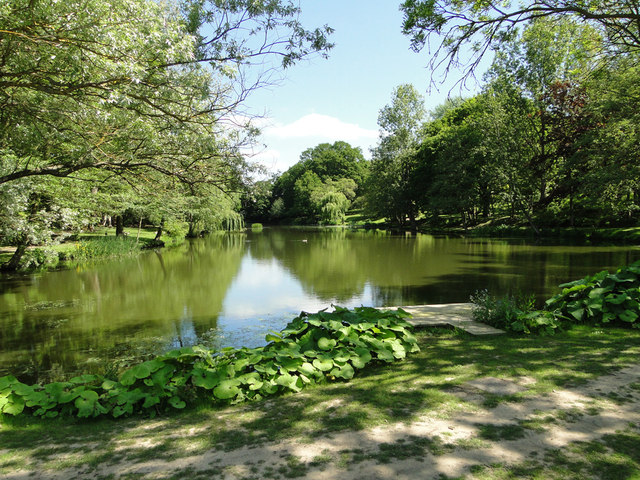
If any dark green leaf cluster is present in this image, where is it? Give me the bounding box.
[545,261,640,328]
[472,261,640,335]
[0,306,419,419]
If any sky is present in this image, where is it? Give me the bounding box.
[242,0,486,174]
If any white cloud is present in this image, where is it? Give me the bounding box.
[266,113,378,143]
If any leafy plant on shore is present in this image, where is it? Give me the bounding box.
[0,307,419,419]
[545,261,640,328]
[472,261,640,334]
[470,290,536,330]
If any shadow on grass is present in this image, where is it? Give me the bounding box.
[1,327,640,476]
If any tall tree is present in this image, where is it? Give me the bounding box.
[367,84,425,227]
[485,18,599,209]
[0,0,333,268]
[271,141,367,222]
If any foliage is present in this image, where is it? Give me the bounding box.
[18,249,59,271]
[472,262,640,335]
[0,0,333,267]
[545,261,640,329]
[68,237,142,262]
[359,17,640,232]
[470,290,537,331]
[367,84,425,227]
[0,306,419,419]
[400,0,640,83]
[271,142,368,223]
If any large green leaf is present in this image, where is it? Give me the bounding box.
[0,376,17,391]
[1,394,25,415]
[619,310,638,323]
[317,337,337,351]
[168,396,186,409]
[213,380,241,400]
[330,363,354,380]
[192,369,220,389]
[312,357,334,372]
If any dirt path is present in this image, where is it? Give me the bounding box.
[5,363,639,480]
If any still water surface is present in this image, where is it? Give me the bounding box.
[1,227,639,382]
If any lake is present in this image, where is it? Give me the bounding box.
[1,227,639,383]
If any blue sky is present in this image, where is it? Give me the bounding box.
[243,0,486,174]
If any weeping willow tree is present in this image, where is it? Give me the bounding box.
[183,186,245,236]
[320,191,350,225]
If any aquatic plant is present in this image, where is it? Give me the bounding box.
[0,306,419,419]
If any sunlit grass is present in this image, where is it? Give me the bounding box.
[1,326,640,477]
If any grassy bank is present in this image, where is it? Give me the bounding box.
[2,326,639,479]
[0,227,177,272]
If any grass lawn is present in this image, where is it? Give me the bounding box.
[0,227,175,269]
[1,326,639,479]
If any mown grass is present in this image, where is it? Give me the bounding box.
[1,326,639,478]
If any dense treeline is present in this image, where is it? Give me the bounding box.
[3,0,640,272]
[370,17,640,230]
[251,14,640,232]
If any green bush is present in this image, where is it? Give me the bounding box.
[545,261,640,328]
[471,261,640,335]
[164,220,188,244]
[0,306,419,419]
[18,248,59,271]
[470,290,536,330]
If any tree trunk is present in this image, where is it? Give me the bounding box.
[187,221,197,238]
[408,208,417,232]
[2,242,27,272]
[154,218,164,241]
[115,215,124,236]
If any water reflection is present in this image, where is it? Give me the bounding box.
[0,228,639,382]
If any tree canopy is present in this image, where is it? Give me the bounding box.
[400,0,640,83]
[267,141,368,224]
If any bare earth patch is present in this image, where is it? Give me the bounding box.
[4,363,639,480]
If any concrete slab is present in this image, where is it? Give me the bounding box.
[382,303,505,336]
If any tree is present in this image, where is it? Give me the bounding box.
[367,84,425,227]
[271,141,368,222]
[400,0,638,83]
[0,0,333,268]
[574,61,640,225]
[0,0,332,184]
[485,18,600,208]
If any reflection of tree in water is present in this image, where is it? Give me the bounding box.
[0,233,247,383]
[249,229,640,309]
[248,229,463,303]
[3,230,639,383]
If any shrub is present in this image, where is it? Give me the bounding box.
[70,237,141,261]
[18,248,59,271]
[545,261,640,329]
[471,261,640,335]
[164,220,188,245]
[470,290,536,330]
[0,306,419,419]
